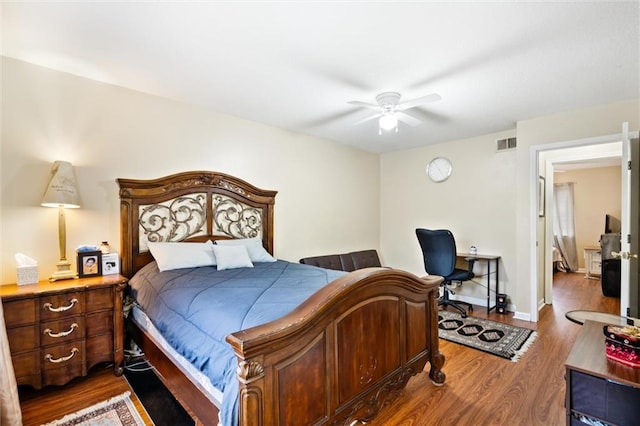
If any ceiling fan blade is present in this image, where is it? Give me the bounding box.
[302,108,363,128]
[347,100,381,111]
[353,113,382,126]
[396,111,423,127]
[408,107,450,123]
[397,93,442,110]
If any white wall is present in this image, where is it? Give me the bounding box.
[381,99,639,320]
[0,58,380,284]
[555,166,621,270]
[516,100,638,319]
[380,129,518,308]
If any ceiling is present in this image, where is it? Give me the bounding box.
[2,1,638,154]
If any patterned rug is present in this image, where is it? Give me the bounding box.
[438,310,537,362]
[41,391,145,426]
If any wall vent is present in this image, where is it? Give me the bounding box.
[496,137,517,151]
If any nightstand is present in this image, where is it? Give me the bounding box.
[583,246,601,279]
[0,274,127,389]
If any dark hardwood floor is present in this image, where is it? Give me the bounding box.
[17,272,619,426]
[370,271,620,426]
[18,364,153,425]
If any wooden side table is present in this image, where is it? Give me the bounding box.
[0,275,127,389]
[565,320,640,425]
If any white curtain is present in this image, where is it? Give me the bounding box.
[553,182,579,272]
[1,300,22,426]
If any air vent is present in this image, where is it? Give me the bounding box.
[496,137,517,151]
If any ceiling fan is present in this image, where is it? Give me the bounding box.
[348,91,442,134]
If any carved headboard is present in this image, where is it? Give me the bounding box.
[117,171,277,278]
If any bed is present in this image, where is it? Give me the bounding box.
[118,170,445,426]
[552,245,563,272]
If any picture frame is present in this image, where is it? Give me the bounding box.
[77,250,102,278]
[538,176,545,217]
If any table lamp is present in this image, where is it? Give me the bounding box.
[41,161,80,281]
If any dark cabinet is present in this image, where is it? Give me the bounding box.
[565,321,640,425]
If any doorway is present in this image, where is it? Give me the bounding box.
[536,138,623,311]
[549,155,622,297]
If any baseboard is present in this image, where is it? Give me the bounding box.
[449,294,514,315]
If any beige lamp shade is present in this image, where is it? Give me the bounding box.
[41,161,80,208]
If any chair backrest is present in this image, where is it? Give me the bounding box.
[415,228,457,277]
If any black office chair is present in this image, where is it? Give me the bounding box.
[416,228,475,318]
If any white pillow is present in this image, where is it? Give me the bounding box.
[215,237,276,262]
[212,245,254,271]
[147,240,216,272]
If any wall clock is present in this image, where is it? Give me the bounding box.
[426,157,452,183]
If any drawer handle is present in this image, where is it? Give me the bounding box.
[45,347,79,364]
[43,298,78,312]
[43,323,78,338]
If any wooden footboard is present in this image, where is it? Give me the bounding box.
[226,267,445,426]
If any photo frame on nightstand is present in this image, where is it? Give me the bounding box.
[77,251,102,278]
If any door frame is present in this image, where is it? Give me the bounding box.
[531,131,638,319]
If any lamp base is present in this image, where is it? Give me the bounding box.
[49,260,77,282]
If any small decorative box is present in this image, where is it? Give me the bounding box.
[101,253,120,275]
[603,324,640,368]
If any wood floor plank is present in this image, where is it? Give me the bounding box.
[18,365,153,425]
[17,272,619,425]
[368,271,620,426]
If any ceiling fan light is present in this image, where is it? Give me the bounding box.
[379,113,398,131]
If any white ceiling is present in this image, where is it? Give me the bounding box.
[2,1,638,153]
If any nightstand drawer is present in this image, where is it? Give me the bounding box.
[87,333,114,368]
[3,298,37,327]
[41,316,85,347]
[12,350,39,381]
[6,324,39,353]
[86,311,113,336]
[85,287,114,310]
[42,341,85,371]
[42,341,86,387]
[40,292,84,321]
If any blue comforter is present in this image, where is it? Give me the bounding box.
[128,260,346,425]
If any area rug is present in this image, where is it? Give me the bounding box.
[41,391,145,426]
[438,310,537,362]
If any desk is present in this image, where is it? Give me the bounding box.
[457,253,501,314]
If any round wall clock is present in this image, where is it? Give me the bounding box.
[426,157,452,183]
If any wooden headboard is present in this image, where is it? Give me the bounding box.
[117,171,277,278]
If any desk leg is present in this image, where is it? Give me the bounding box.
[494,258,499,313]
[487,260,491,314]
[487,258,499,314]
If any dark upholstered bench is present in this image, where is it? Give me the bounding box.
[299,249,382,272]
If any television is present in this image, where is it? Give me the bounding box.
[604,214,621,234]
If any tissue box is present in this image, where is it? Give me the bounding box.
[17,266,38,285]
[102,253,120,275]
